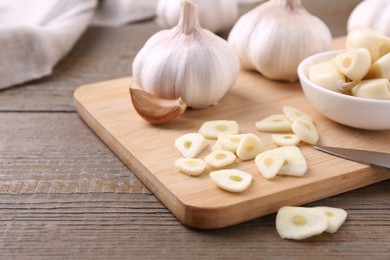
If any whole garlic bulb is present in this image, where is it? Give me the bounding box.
[228,0,332,81]
[156,0,238,33]
[133,0,240,109]
[347,0,390,37]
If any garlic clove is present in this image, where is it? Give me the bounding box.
[308,61,346,93]
[334,48,371,82]
[314,206,348,234]
[366,52,390,80]
[276,206,329,240]
[346,27,390,63]
[277,146,308,177]
[129,87,186,124]
[209,169,252,193]
[351,79,390,100]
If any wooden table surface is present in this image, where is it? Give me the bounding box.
[1,1,389,259]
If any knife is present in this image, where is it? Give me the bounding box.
[314,145,390,170]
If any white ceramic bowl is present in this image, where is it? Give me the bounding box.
[298,50,390,130]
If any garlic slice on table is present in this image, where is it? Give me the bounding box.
[278,146,308,177]
[198,120,239,139]
[276,206,329,240]
[255,148,286,179]
[228,0,332,81]
[156,0,239,33]
[175,133,208,158]
[255,114,292,133]
[133,0,240,109]
[217,134,245,153]
[205,149,236,168]
[271,134,301,147]
[209,169,252,193]
[314,206,348,233]
[291,118,319,145]
[175,158,207,176]
[236,133,263,161]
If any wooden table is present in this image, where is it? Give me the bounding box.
[1,1,389,259]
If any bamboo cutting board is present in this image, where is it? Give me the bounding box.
[74,39,390,229]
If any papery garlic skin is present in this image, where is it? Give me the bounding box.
[347,0,390,37]
[133,0,240,109]
[156,0,238,33]
[228,0,332,81]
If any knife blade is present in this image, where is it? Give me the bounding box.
[314,145,390,170]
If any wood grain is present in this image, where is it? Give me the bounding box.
[74,67,390,228]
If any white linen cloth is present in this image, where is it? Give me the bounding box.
[0,0,158,89]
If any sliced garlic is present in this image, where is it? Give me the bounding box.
[346,27,390,63]
[271,134,301,147]
[211,141,223,151]
[255,114,292,133]
[217,134,245,153]
[205,149,236,168]
[236,133,263,161]
[174,133,208,158]
[366,52,390,80]
[314,206,348,233]
[209,169,252,193]
[255,148,286,179]
[334,48,371,82]
[175,158,206,176]
[198,120,239,139]
[278,146,308,177]
[308,61,346,93]
[351,79,390,100]
[282,106,312,122]
[130,87,186,124]
[291,118,319,145]
[276,206,329,240]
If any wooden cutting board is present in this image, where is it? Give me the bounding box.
[74,40,390,229]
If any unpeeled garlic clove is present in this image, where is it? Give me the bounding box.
[129,87,186,124]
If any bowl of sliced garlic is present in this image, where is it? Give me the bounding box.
[298,49,390,130]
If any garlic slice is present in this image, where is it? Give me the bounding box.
[308,61,346,93]
[276,206,329,240]
[314,206,348,233]
[278,146,308,177]
[255,148,286,179]
[236,133,263,161]
[198,120,239,139]
[351,79,390,100]
[217,134,245,153]
[205,149,236,168]
[130,87,186,124]
[271,134,301,147]
[334,48,371,82]
[174,133,208,158]
[282,106,312,122]
[291,118,319,145]
[255,114,292,133]
[209,169,252,193]
[175,158,206,176]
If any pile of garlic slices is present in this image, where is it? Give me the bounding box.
[308,27,390,100]
[174,106,319,193]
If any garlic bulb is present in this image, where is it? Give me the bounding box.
[156,0,238,33]
[228,0,332,81]
[133,0,240,109]
[347,0,390,37]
